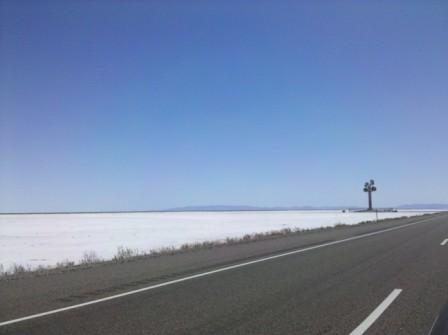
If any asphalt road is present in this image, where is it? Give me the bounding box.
[1,213,448,334]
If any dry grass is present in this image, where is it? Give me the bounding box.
[112,246,140,262]
[56,260,76,268]
[80,250,101,265]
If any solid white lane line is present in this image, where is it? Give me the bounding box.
[427,314,439,335]
[0,217,435,327]
[441,238,448,246]
[350,289,402,335]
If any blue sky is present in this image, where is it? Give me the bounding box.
[1,1,447,212]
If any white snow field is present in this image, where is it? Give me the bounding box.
[0,210,434,270]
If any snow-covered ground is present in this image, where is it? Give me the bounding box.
[0,210,435,270]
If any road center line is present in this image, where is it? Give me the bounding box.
[0,216,436,327]
[441,238,448,246]
[349,289,402,335]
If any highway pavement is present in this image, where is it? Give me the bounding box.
[1,213,447,334]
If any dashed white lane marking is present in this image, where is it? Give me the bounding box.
[0,216,436,328]
[349,289,402,335]
[441,238,448,246]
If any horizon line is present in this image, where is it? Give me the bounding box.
[1,204,446,215]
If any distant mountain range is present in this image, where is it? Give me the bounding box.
[167,205,356,212]
[168,204,448,212]
[396,204,448,210]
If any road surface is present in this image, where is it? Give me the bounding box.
[1,213,447,334]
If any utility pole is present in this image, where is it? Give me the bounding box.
[363,179,377,211]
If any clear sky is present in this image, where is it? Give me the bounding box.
[1,1,447,212]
